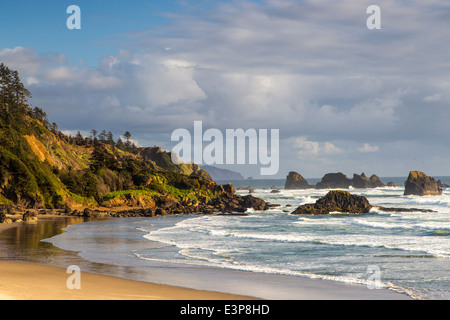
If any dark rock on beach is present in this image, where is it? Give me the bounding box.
[404,171,442,196]
[22,211,38,222]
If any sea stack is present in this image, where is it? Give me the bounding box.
[284,171,312,189]
[315,172,351,189]
[404,171,442,196]
[351,173,385,188]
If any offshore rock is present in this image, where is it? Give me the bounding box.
[404,171,442,196]
[284,171,312,189]
[291,190,372,215]
[292,190,437,215]
[352,173,385,188]
[315,173,352,189]
[314,172,385,189]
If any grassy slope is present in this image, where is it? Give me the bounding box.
[0,117,217,210]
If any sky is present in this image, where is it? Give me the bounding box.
[1,0,450,179]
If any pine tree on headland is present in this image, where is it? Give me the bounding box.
[0,63,31,108]
[124,131,131,147]
[107,131,114,146]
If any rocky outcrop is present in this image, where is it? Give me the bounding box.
[314,172,385,189]
[351,173,385,188]
[404,171,442,196]
[62,182,271,218]
[315,173,352,189]
[22,211,38,222]
[284,172,312,189]
[291,190,372,215]
[291,190,436,215]
[387,182,397,187]
[0,212,12,224]
[190,169,213,181]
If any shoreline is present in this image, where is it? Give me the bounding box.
[0,215,256,300]
[0,214,413,300]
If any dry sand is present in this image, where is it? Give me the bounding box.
[0,261,255,300]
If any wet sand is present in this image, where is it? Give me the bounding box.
[0,216,254,300]
[0,216,412,300]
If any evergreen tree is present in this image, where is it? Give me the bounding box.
[75,131,84,145]
[116,138,125,150]
[124,131,131,146]
[99,130,107,144]
[107,131,115,146]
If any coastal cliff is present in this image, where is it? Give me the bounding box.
[0,64,267,217]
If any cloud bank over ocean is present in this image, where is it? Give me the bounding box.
[2,0,450,177]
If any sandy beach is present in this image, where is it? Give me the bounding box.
[0,215,412,300]
[0,216,255,300]
[0,260,255,300]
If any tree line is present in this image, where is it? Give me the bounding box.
[0,63,137,153]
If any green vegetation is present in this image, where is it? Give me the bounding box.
[0,64,214,209]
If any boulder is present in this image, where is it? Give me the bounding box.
[0,212,8,223]
[83,208,93,217]
[315,173,352,189]
[240,195,268,211]
[284,172,312,189]
[155,208,167,216]
[404,171,442,196]
[23,211,38,222]
[291,190,372,215]
[387,182,397,187]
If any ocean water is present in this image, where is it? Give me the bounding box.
[43,177,450,300]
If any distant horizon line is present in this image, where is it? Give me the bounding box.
[215,175,450,181]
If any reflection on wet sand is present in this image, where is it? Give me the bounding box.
[0,217,127,276]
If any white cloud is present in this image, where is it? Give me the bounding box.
[46,67,73,82]
[358,143,380,153]
[3,0,450,177]
[132,56,207,108]
[294,137,343,159]
[423,93,442,103]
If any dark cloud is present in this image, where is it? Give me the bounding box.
[2,0,450,177]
